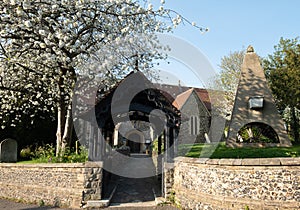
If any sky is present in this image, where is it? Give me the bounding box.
[152,0,300,87]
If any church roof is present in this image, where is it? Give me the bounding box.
[156,84,211,112]
[171,88,211,112]
[172,88,194,110]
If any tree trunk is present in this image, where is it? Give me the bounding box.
[56,93,67,156]
[56,70,76,156]
[291,106,299,143]
[61,102,73,152]
[56,105,63,157]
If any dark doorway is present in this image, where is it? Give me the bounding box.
[127,133,142,153]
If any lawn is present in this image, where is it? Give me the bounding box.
[178,142,300,158]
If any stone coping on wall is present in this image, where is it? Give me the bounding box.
[175,157,300,166]
[0,161,103,168]
[0,161,104,208]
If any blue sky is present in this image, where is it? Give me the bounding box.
[153,0,300,87]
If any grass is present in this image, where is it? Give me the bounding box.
[179,142,300,158]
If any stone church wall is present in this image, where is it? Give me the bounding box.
[178,91,210,145]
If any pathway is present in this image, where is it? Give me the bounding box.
[0,199,177,210]
[108,153,161,207]
[0,199,70,210]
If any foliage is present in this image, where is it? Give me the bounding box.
[38,200,45,207]
[179,142,300,159]
[1,112,57,159]
[21,144,88,163]
[237,123,279,143]
[152,138,164,153]
[218,50,245,92]
[0,0,207,156]
[210,50,244,118]
[20,146,33,160]
[167,190,181,209]
[263,37,300,143]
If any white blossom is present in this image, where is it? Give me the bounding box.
[0,0,198,144]
[148,3,153,11]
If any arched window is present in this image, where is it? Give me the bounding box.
[190,116,199,135]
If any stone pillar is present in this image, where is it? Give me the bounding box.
[82,162,103,203]
[163,162,174,199]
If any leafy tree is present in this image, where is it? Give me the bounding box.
[264,37,300,143]
[0,0,206,155]
[212,50,244,118]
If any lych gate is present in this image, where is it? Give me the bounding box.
[77,71,181,204]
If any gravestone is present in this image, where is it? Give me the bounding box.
[0,138,17,163]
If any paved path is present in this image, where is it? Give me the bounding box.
[108,153,161,207]
[0,199,177,210]
[105,207,178,209]
[0,199,70,210]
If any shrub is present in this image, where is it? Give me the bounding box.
[30,144,88,163]
[20,147,32,160]
[56,146,88,163]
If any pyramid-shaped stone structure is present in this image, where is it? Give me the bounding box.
[227,46,291,147]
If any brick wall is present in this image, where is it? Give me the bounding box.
[0,162,102,209]
[173,157,300,209]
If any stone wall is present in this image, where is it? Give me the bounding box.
[173,157,300,210]
[178,90,211,144]
[0,162,103,209]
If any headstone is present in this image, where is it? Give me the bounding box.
[0,138,17,163]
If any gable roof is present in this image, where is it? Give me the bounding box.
[156,84,212,112]
[172,88,194,110]
[194,88,211,111]
[172,88,212,113]
[154,83,190,102]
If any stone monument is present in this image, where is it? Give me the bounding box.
[227,46,291,147]
[0,138,18,162]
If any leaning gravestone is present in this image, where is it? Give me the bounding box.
[0,138,17,163]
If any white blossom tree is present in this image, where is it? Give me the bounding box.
[0,0,207,155]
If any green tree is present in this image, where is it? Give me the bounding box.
[264,37,300,143]
[212,50,245,118]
